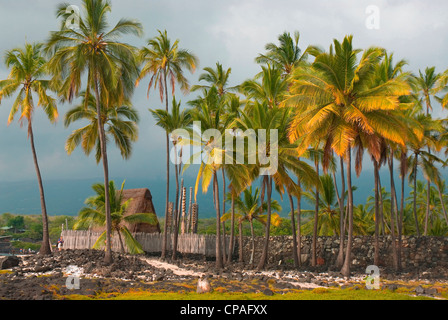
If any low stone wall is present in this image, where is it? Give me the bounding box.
[240,235,448,270]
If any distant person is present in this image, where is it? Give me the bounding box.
[57,236,64,251]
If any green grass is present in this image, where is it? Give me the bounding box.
[61,288,437,300]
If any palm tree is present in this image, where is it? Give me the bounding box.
[185,86,231,269]
[269,109,319,268]
[413,67,443,235]
[435,68,448,108]
[302,174,340,236]
[415,67,442,116]
[150,97,192,260]
[407,113,444,235]
[240,64,288,108]
[232,101,318,269]
[255,31,312,76]
[45,0,142,264]
[221,187,282,265]
[136,29,198,259]
[0,43,58,255]
[373,52,412,269]
[283,35,411,276]
[191,62,238,96]
[64,91,139,162]
[406,180,447,235]
[191,63,240,263]
[222,162,254,263]
[74,180,157,254]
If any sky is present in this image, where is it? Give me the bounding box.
[0,0,447,200]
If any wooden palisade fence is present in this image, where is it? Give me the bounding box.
[61,230,231,257]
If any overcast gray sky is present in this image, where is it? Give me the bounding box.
[0,0,447,184]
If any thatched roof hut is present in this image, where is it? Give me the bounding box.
[91,188,161,233]
[121,188,161,233]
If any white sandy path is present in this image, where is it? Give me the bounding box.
[141,257,205,277]
[139,257,324,289]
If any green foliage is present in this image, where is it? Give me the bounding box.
[75,180,157,254]
[6,215,24,232]
[10,240,40,251]
[0,213,75,245]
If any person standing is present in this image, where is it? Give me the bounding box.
[57,236,64,251]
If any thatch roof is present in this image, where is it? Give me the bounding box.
[121,188,161,233]
[91,188,161,233]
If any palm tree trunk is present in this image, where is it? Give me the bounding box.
[161,68,170,260]
[288,193,298,267]
[296,177,302,267]
[436,184,448,226]
[378,174,387,235]
[388,152,399,270]
[171,144,180,260]
[221,168,227,264]
[336,156,346,268]
[249,219,255,266]
[257,176,272,270]
[29,122,51,255]
[93,75,112,265]
[213,172,223,269]
[238,221,244,263]
[341,147,354,277]
[424,99,432,235]
[118,230,125,253]
[424,178,431,235]
[373,159,380,266]
[161,133,170,259]
[227,194,235,263]
[398,153,406,270]
[413,153,421,236]
[312,161,320,267]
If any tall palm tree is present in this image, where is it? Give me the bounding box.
[45,0,142,264]
[407,113,443,235]
[185,86,231,269]
[283,35,411,276]
[267,108,319,268]
[233,101,318,269]
[150,97,192,260]
[0,42,58,255]
[413,67,444,235]
[74,180,157,254]
[64,91,139,162]
[136,29,198,259]
[373,52,412,269]
[255,31,312,76]
[191,63,239,263]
